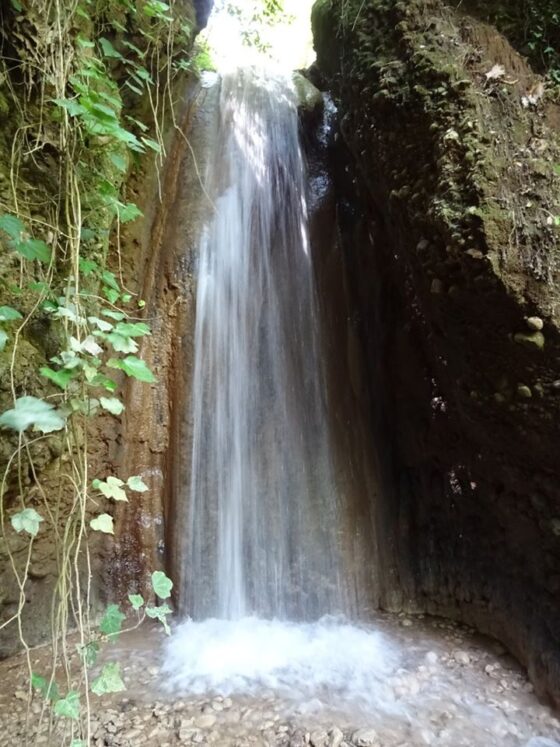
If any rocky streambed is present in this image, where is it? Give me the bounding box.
[1,614,560,746]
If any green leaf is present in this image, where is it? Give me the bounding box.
[99,37,123,60]
[108,356,156,383]
[127,475,148,492]
[101,270,119,291]
[0,396,66,433]
[104,287,120,304]
[102,309,125,321]
[88,316,113,332]
[90,513,114,534]
[92,476,127,502]
[79,258,98,275]
[90,373,118,392]
[79,641,100,667]
[53,690,80,720]
[151,570,173,600]
[128,593,144,610]
[11,508,44,537]
[145,604,172,635]
[15,239,51,263]
[0,330,8,351]
[53,98,86,117]
[32,672,59,702]
[141,136,162,153]
[91,662,126,696]
[116,202,143,223]
[40,366,75,390]
[99,397,124,415]
[0,214,24,240]
[114,322,151,338]
[99,604,125,637]
[109,151,128,173]
[105,331,138,353]
[0,305,23,321]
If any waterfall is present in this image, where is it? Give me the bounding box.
[164,67,395,705]
[185,69,345,621]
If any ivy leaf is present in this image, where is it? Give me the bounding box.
[90,513,114,534]
[91,662,126,696]
[40,366,75,390]
[53,98,86,117]
[32,672,59,702]
[15,239,51,263]
[141,136,161,153]
[53,690,80,720]
[99,37,124,60]
[92,477,127,502]
[127,475,148,492]
[108,356,156,383]
[0,396,66,433]
[116,202,143,223]
[11,508,44,537]
[99,397,124,415]
[105,331,138,353]
[103,287,120,304]
[128,594,144,610]
[0,305,23,321]
[114,322,151,338]
[101,270,119,291]
[102,309,125,321]
[0,330,8,351]
[78,641,99,667]
[88,316,113,332]
[145,604,172,635]
[109,151,128,173]
[151,570,173,600]
[99,604,125,637]
[79,258,98,275]
[0,213,24,240]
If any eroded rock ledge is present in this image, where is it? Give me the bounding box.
[312,0,560,703]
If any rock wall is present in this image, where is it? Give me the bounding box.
[312,0,560,704]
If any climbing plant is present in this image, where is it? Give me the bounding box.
[0,0,198,743]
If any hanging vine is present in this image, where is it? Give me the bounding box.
[0,0,200,743]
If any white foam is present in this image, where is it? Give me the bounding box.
[162,616,400,709]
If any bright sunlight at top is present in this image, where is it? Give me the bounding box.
[200,0,316,71]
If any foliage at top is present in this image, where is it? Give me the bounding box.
[462,0,560,84]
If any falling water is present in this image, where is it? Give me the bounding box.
[185,69,345,621]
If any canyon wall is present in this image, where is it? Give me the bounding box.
[311,0,560,704]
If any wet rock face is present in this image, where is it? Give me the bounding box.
[193,0,213,27]
[312,0,560,704]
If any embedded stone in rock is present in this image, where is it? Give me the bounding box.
[351,728,379,746]
[525,739,560,747]
[513,331,545,351]
[526,317,544,332]
[517,385,532,399]
[292,72,324,119]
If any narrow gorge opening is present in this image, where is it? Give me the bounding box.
[2,0,560,744]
